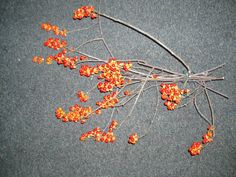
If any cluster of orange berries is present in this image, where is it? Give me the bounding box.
[32,49,78,69]
[32,56,44,64]
[55,104,92,124]
[44,38,67,50]
[73,6,97,20]
[202,125,214,144]
[97,81,114,93]
[79,120,118,143]
[41,23,67,37]
[160,83,190,110]
[188,142,202,156]
[122,61,133,71]
[79,64,99,77]
[79,59,132,92]
[128,133,139,145]
[188,125,214,156]
[45,55,54,65]
[54,49,78,69]
[77,91,89,102]
[96,91,119,110]
[96,59,131,92]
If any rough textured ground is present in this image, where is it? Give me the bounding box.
[0,0,235,176]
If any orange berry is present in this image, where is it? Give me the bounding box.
[37,57,44,64]
[91,13,97,19]
[80,119,86,124]
[32,56,38,63]
[152,74,158,79]
[80,55,87,61]
[128,133,138,145]
[95,109,102,115]
[124,90,130,96]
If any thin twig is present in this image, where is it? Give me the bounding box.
[137,60,183,76]
[140,81,160,139]
[103,104,117,132]
[196,81,228,99]
[177,88,203,109]
[74,50,106,62]
[119,68,154,127]
[202,82,215,125]
[192,63,226,76]
[102,38,114,58]
[75,38,103,49]
[194,95,212,125]
[116,84,156,107]
[98,1,114,58]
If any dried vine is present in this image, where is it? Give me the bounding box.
[32,4,228,156]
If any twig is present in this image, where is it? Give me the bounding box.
[194,95,212,125]
[139,81,160,139]
[137,60,183,76]
[192,63,226,76]
[196,81,228,99]
[73,50,106,62]
[202,82,215,125]
[119,68,154,127]
[75,38,103,49]
[103,104,117,132]
[98,1,114,58]
[177,87,203,109]
[116,84,156,107]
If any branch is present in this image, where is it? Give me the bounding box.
[96,11,191,73]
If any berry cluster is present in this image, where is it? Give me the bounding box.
[79,120,118,143]
[33,50,77,69]
[79,64,99,77]
[188,142,202,156]
[109,120,118,130]
[202,125,214,144]
[55,104,92,123]
[128,133,139,145]
[160,83,190,110]
[44,38,67,50]
[97,81,114,93]
[73,6,97,20]
[32,56,44,64]
[96,91,119,110]
[121,61,133,71]
[97,59,127,92]
[77,91,89,102]
[41,23,67,37]
[45,55,54,65]
[79,59,132,92]
[188,125,214,156]
[54,49,78,69]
